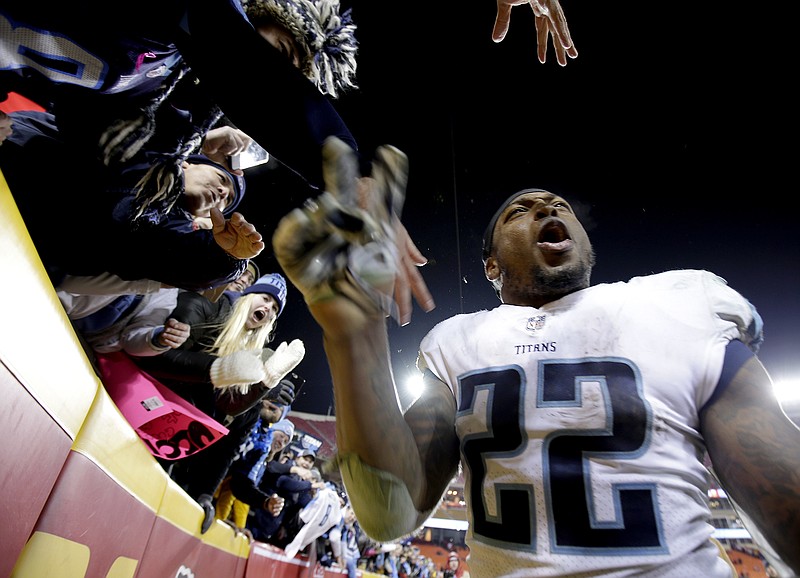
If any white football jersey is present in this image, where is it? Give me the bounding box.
[418,270,762,578]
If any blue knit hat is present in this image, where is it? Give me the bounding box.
[186,154,246,215]
[296,448,317,460]
[243,272,288,315]
[270,418,295,439]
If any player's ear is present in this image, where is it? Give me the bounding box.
[484,256,500,282]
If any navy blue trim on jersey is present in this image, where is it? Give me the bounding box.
[701,339,755,413]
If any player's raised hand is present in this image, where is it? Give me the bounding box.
[493,0,577,66]
[273,137,434,326]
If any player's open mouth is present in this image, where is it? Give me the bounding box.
[537,220,573,252]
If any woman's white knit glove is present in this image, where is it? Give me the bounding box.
[210,350,266,391]
[261,339,306,389]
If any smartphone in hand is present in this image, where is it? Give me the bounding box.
[230,141,270,171]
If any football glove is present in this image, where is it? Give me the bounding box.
[273,137,409,322]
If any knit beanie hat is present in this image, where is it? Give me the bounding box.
[243,273,288,315]
[245,261,261,281]
[296,448,317,460]
[186,154,246,215]
[241,0,358,98]
[271,418,295,439]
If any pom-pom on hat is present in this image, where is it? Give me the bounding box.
[186,154,246,215]
[271,418,295,439]
[241,0,359,98]
[243,272,288,316]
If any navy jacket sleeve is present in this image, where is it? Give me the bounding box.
[107,194,246,292]
[229,460,274,507]
[276,474,313,494]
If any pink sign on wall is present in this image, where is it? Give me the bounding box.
[96,351,228,460]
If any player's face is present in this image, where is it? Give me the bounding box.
[485,191,593,307]
[182,163,236,217]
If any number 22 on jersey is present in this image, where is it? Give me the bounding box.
[457,360,667,556]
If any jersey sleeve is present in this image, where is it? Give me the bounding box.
[700,270,764,353]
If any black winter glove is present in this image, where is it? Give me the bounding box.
[265,378,295,406]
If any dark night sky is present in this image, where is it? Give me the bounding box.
[238,0,798,415]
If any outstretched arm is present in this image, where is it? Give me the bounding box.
[701,350,800,573]
[307,295,459,540]
[273,138,457,540]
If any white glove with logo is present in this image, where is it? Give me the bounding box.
[272,137,407,322]
[210,349,266,393]
[261,339,306,389]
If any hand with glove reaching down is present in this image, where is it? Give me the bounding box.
[273,137,434,328]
